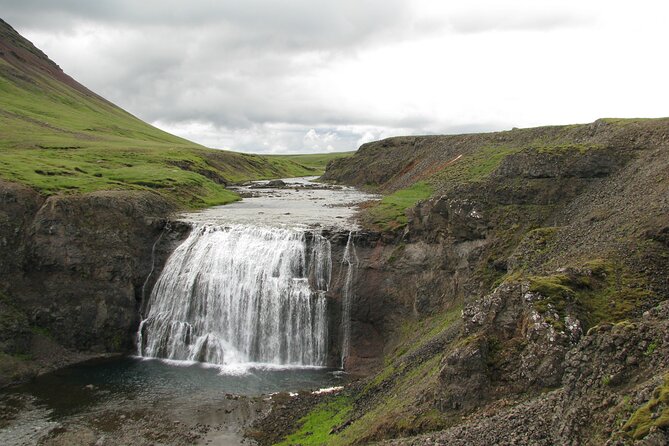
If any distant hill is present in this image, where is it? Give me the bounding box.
[323,117,669,230]
[0,18,346,208]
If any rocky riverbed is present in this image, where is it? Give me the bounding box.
[0,357,347,446]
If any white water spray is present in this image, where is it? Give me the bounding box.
[340,232,358,369]
[138,225,331,367]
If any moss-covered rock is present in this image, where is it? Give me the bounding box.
[622,374,669,440]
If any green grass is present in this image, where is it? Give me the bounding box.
[331,356,446,445]
[276,302,463,445]
[0,56,316,208]
[365,181,432,230]
[359,146,521,231]
[338,305,463,443]
[429,145,522,192]
[276,395,353,445]
[268,152,355,174]
[385,302,463,366]
[645,342,658,357]
[427,143,603,194]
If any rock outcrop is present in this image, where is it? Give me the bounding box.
[274,119,669,445]
[0,181,184,385]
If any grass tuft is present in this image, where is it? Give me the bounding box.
[365,182,432,230]
[276,395,353,446]
[525,259,654,330]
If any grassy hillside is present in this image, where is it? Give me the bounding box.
[0,19,318,208]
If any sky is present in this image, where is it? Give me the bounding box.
[1,1,668,154]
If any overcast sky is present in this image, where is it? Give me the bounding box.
[1,1,668,154]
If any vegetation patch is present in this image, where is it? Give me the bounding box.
[330,305,465,444]
[476,206,558,290]
[385,302,463,366]
[623,374,669,439]
[428,145,522,194]
[501,226,561,280]
[358,139,608,234]
[387,243,406,264]
[277,304,463,445]
[333,356,446,444]
[366,363,397,390]
[427,142,605,197]
[525,259,654,330]
[29,325,52,339]
[364,181,432,230]
[275,395,353,446]
[0,145,317,208]
[644,342,658,357]
[0,56,318,208]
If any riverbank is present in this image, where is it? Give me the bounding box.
[0,334,119,389]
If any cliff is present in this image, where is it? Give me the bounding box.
[0,180,188,385]
[259,119,669,445]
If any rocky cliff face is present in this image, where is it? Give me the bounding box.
[333,119,669,372]
[322,118,669,193]
[381,301,669,445]
[0,182,183,385]
[284,119,669,445]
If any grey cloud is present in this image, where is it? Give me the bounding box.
[0,1,554,153]
[56,23,440,131]
[1,0,411,50]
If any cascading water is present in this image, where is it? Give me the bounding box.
[140,221,170,311]
[339,232,358,368]
[137,225,331,367]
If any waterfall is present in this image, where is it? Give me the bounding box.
[340,232,358,369]
[137,225,331,367]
